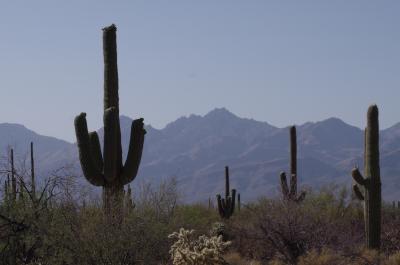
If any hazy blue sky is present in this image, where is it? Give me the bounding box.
[0,1,399,142]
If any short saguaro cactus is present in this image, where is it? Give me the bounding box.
[216,166,236,219]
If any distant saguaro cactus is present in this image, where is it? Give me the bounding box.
[30,142,36,201]
[280,126,306,202]
[216,166,236,219]
[10,149,16,202]
[4,144,38,204]
[74,24,146,221]
[351,105,381,249]
[237,193,241,212]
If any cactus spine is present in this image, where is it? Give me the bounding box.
[351,105,381,249]
[74,24,146,221]
[280,126,306,202]
[216,166,236,219]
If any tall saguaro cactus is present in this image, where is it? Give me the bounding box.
[74,24,146,220]
[351,105,381,249]
[216,166,236,219]
[280,126,306,202]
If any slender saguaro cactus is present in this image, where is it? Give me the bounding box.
[237,193,241,212]
[74,24,146,221]
[30,142,36,201]
[351,105,381,249]
[216,166,236,219]
[10,149,16,202]
[280,126,306,202]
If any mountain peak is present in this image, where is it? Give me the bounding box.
[0,122,29,131]
[321,117,346,125]
[204,107,237,119]
[313,117,356,130]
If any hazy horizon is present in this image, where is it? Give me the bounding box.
[1,1,399,142]
[1,107,398,144]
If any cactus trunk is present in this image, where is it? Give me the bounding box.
[30,142,36,201]
[351,105,381,249]
[10,149,16,202]
[104,184,124,219]
[216,166,237,219]
[74,24,146,223]
[364,105,381,249]
[280,126,306,202]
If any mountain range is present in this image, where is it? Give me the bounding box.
[1,108,399,203]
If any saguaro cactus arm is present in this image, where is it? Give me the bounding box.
[216,194,225,217]
[279,126,306,202]
[350,105,381,250]
[103,107,121,181]
[216,166,237,219]
[74,113,105,186]
[280,172,289,197]
[352,168,367,201]
[89,131,104,171]
[121,118,146,185]
[352,168,367,186]
[353,184,365,201]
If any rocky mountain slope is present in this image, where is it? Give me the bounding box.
[1,108,399,203]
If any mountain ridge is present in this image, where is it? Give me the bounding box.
[0,108,399,202]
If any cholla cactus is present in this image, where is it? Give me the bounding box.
[168,228,231,265]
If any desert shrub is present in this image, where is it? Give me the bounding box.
[381,205,400,254]
[384,252,400,265]
[229,186,365,264]
[296,249,349,265]
[172,204,219,236]
[223,252,261,265]
[2,171,400,265]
